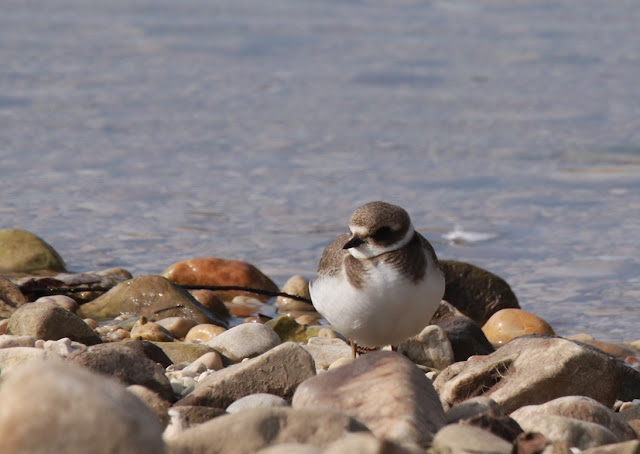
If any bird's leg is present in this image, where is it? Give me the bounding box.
[350,339,357,358]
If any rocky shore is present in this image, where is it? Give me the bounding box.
[1,228,639,454]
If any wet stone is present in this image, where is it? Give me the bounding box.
[482,308,555,347]
[184,323,227,344]
[77,275,228,327]
[162,257,279,302]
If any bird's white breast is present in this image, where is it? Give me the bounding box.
[310,252,444,347]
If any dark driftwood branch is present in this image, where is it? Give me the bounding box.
[19,283,313,305]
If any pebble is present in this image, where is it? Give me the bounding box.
[294,314,317,326]
[396,324,455,370]
[275,275,315,313]
[107,328,130,341]
[188,289,231,319]
[83,318,99,329]
[184,323,227,343]
[0,318,8,335]
[226,393,288,413]
[195,351,224,371]
[481,308,555,347]
[328,357,353,370]
[34,295,79,313]
[130,316,175,342]
[225,301,261,317]
[205,323,281,362]
[432,423,513,454]
[38,337,86,357]
[156,317,198,339]
[302,337,352,370]
[181,360,208,377]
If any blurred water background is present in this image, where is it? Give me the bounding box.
[1,0,639,341]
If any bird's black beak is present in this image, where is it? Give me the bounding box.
[343,235,364,249]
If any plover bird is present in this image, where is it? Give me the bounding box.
[310,201,445,353]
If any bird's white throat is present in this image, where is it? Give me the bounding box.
[347,225,416,260]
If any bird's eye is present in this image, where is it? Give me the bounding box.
[372,226,392,241]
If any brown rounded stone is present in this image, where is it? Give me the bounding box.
[185,324,227,344]
[35,295,78,313]
[156,317,198,339]
[482,309,554,347]
[130,316,175,342]
[189,289,231,319]
[162,257,279,302]
[84,318,99,330]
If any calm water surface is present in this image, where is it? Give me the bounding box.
[1,0,639,342]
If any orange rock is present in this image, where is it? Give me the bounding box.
[481,308,555,347]
[162,258,278,302]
